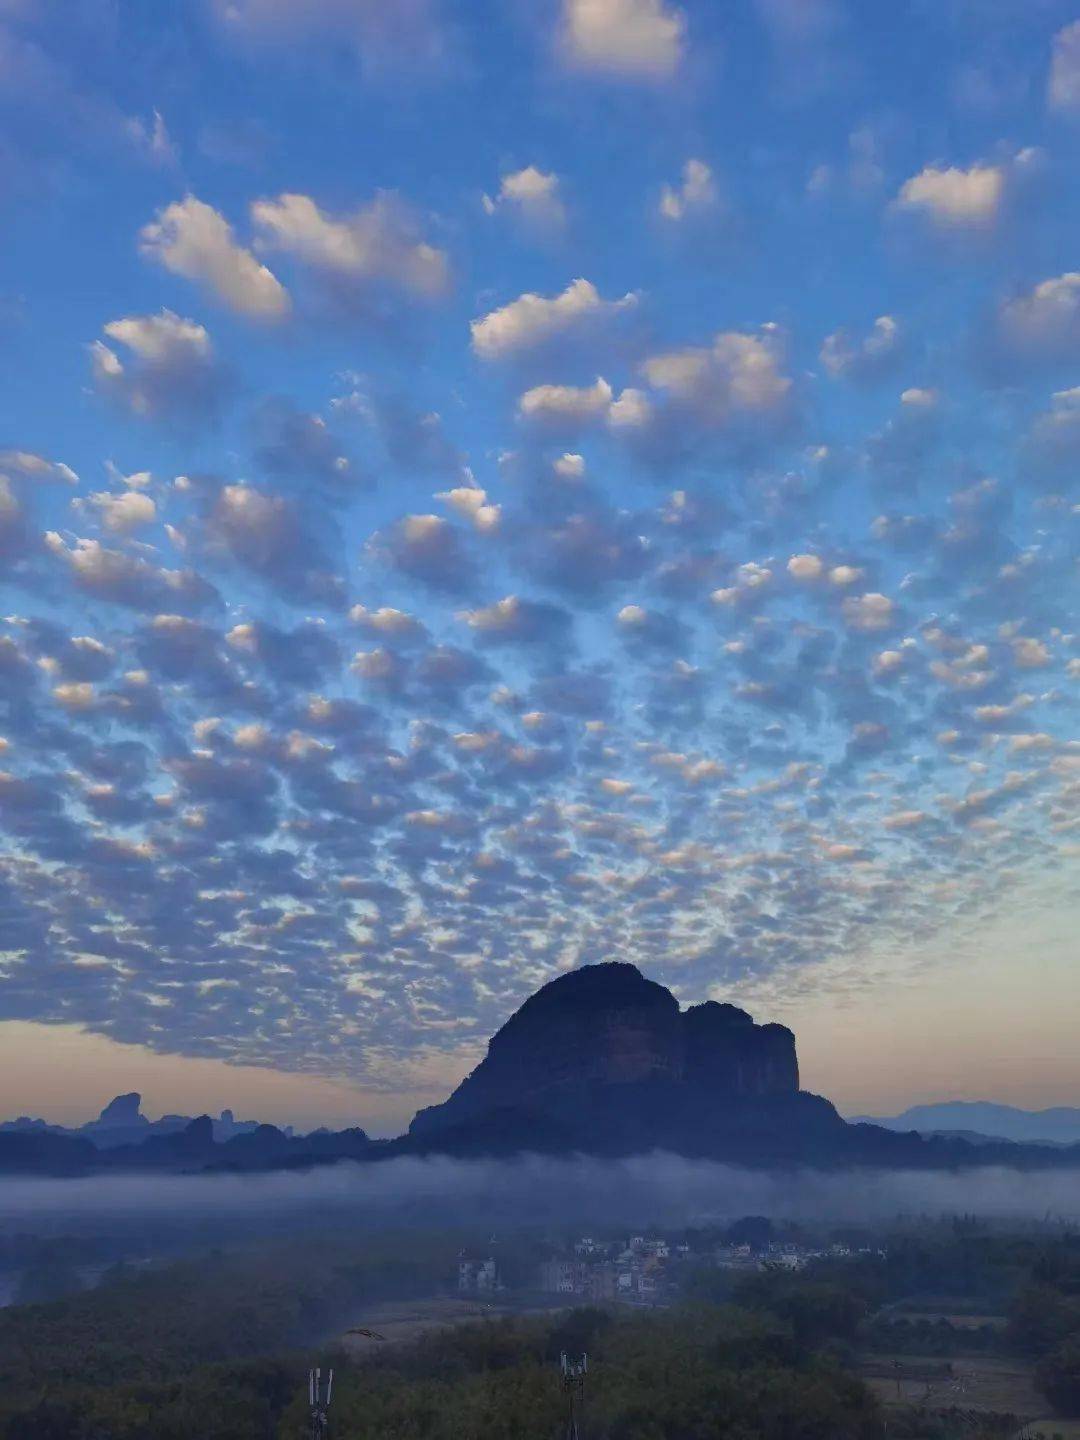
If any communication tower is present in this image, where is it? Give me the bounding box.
[308,1367,333,1440]
[560,1351,587,1440]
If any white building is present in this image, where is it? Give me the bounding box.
[459,1255,501,1292]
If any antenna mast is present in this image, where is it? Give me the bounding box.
[560,1352,587,1440]
[308,1366,333,1440]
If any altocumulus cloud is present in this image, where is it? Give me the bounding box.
[0,0,1077,1104]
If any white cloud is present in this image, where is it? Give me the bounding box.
[126,109,178,167]
[213,483,282,542]
[482,167,565,227]
[89,342,125,382]
[641,329,791,416]
[348,605,424,638]
[711,561,773,606]
[1010,733,1056,753]
[89,311,223,420]
[828,565,863,587]
[560,0,685,79]
[98,311,210,365]
[893,162,1004,228]
[1029,384,1080,463]
[842,592,896,632]
[1049,20,1080,110]
[659,159,716,221]
[820,315,900,380]
[1012,637,1051,669]
[471,278,636,359]
[607,387,653,429]
[514,331,793,445]
[455,595,569,645]
[458,597,526,635]
[0,451,78,486]
[787,553,824,581]
[351,646,405,684]
[518,376,613,423]
[873,649,905,677]
[900,386,938,408]
[0,477,26,557]
[251,192,448,297]
[437,484,501,532]
[84,490,157,534]
[52,681,97,712]
[44,533,214,611]
[140,195,290,320]
[883,809,926,830]
[209,0,446,73]
[998,272,1080,357]
[617,604,648,625]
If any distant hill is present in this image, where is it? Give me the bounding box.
[4,967,1080,1177]
[0,1093,277,1149]
[850,1101,1080,1146]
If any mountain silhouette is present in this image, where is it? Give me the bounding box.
[2,965,1078,1176]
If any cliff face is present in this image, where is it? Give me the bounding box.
[408,963,804,1143]
[484,962,683,1090]
[683,1002,799,1096]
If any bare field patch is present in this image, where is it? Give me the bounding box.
[862,1355,1042,1418]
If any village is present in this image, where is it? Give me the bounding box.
[457,1229,887,1307]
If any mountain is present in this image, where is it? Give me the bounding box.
[3,965,1078,1176]
[0,1095,274,1151]
[404,963,928,1164]
[91,1092,146,1129]
[80,1091,155,1149]
[410,963,800,1141]
[851,1101,1080,1146]
[0,1130,98,1176]
[0,1117,375,1176]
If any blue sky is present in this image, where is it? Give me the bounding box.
[1,0,1078,1129]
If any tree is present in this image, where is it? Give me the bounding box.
[13,1263,85,1307]
[1036,1333,1080,1416]
[726,1216,775,1250]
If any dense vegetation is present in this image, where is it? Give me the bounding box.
[0,1294,881,1440]
[1010,1242,1080,1417]
[1,1219,1078,1437]
[286,1305,880,1440]
[0,1231,458,1392]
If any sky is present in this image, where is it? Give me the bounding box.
[0,0,1078,1137]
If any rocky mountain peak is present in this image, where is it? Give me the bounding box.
[92,1093,146,1128]
[409,963,803,1142]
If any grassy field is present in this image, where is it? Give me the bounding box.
[891,1297,1011,1319]
[861,1354,1043,1419]
[339,1295,569,1354]
[898,1312,1008,1330]
[1014,1422,1080,1440]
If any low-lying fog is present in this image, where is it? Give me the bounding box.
[2,1155,1078,1232]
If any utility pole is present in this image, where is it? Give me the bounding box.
[560,1352,587,1440]
[308,1367,333,1440]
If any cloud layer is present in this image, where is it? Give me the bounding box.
[0,0,1077,1109]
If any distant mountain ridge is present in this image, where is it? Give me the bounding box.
[0,1093,283,1149]
[3,965,1079,1177]
[851,1101,1080,1146]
